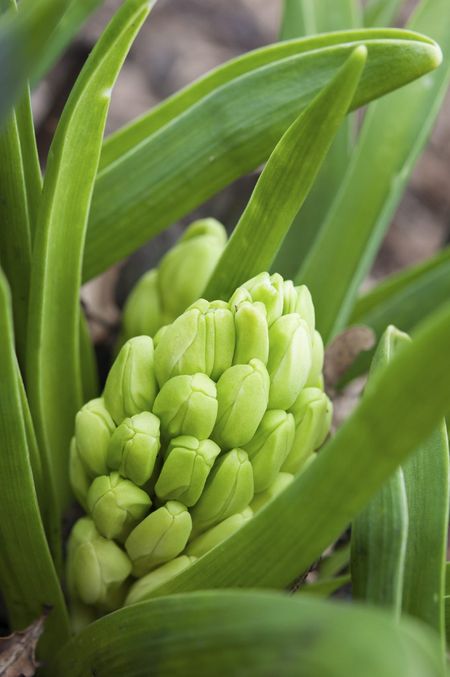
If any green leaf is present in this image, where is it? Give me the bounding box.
[351,327,409,616]
[135,302,450,599]
[204,46,367,301]
[0,0,69,124]
[345,246,450,381]
[31,0,106,86]
[280,0,360,41]
[26,0,153,515]
[364,0,404,27]
[84,29,441,282]
[276,1,359,279]
[51,591,445,677]
[0,108,33,366]
[0,268,70,660]
[402,420,448,658]
[296,0,450,342]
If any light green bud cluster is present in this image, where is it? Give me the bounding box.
[67,271,332,616]
[120,219,227,344]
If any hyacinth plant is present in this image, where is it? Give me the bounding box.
[0,0,450,675]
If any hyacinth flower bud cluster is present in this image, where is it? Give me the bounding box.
[67,272,332,616]
[119,218,227,344]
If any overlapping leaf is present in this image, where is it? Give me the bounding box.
[297,0,450,341]
[0,269,70,661]
[26,0,154,516]
[51,592,445,677]
[131,302,450,600]
[205,46,367,300]
[84,29,441,281]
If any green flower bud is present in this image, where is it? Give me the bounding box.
[125,501,192,577]
[190,449,254,534]
[104,336,157,425]
[244,410,295,493]
[153,373,218,440]
[282,388,333,474]
[242,272,284,325]
[69,437,90,510]
[154,303,235,385]
[305,330,325,389]
[153,324,168,349]
[107,412,160,486]
[212,359,269,449]
[294,285,315,334]
[155,436,221,506]
[267,314,312,410]
[67,517,131,609]
[233,301,269,366]
[125,555,197,606]
[250,472,294,512]
[158,218,226,319]
[75,398,115,477]
[87,472,151,542]
[121,269,162,343]
[186,507,253,558]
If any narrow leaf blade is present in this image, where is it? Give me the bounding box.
[297,0,450,341]
[205,45,367,300]
[351,327,409,615]
[84,30,441,281]
[0,268,70,660]
[26,0,153,513]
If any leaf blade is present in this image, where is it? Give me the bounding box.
[204,45,367,300]
[84,30,441,282]
[51,591,445,677]
[296,0,450,341]
[26,0,153,514]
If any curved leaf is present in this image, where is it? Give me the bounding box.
[51,592,445,677]
[0,268,70,660]
[296,0,450,341]
[84,29,441,281]
[205,46,367,300]
[345,246,450,381]
[26,0,153,515]
[0,0,68,123]
[136,302,450,599]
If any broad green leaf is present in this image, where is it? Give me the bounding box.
[345,246,450,381]
[99,28,418,169]
[364,0,404,27]
[205,47,367,300]
[84,30,441,282]
[137,302,450,599]
[51,591,445,677]
[351,327,409,616]
[402,419,448,658]
[0,0,69,124]
[32,0,106,86]
[0,268,70,660]
[26,0,153,515]
[297,0,450,342]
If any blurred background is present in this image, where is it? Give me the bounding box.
[31,0,450,349]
